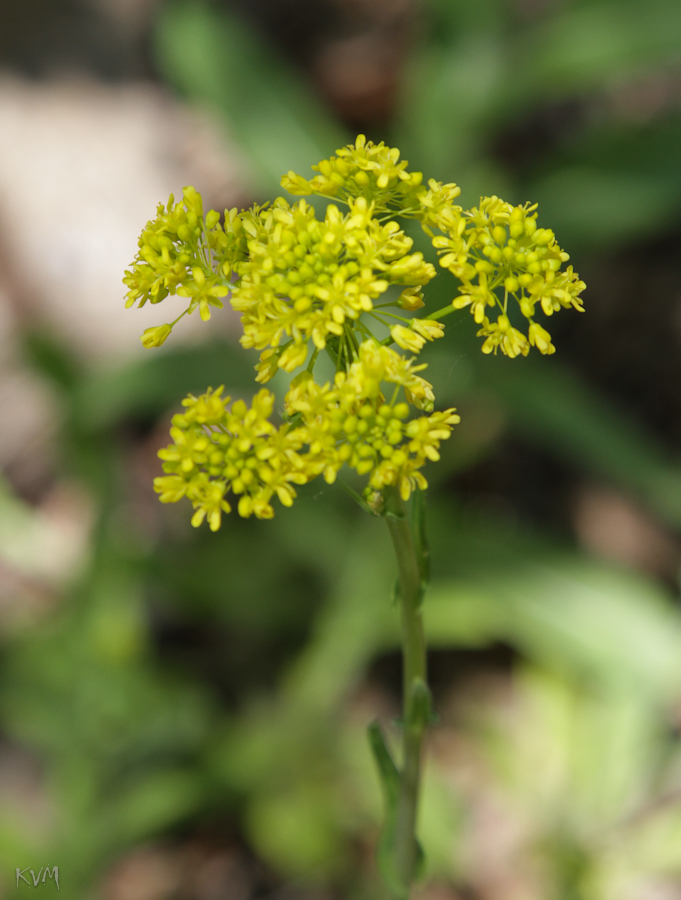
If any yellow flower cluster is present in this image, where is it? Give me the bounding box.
[154,387,314,528]
[282,134,426,216]
[282,135,463,228]
[430,196,585,358]
[125,135,585,528]
[154,342,459,527]
[286,341,459,501]
[229,196,436,380]
[123,187,248,344]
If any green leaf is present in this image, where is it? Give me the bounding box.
[368,722,410,899]
[480,356,681,530]
[367,721,400,807]
[529,166,681,248]
[425,557,681,700]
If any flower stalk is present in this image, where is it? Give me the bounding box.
[384,486,430,897]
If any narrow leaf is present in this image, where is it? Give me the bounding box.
[367,720,400,806]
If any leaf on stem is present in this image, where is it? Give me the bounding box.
[367,721,405,897]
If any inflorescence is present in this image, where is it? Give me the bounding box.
[124,135,585,528]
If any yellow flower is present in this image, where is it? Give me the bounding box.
[391,324,426,354]
[155,387,319,526]
[140,323,172,348]
[254,349,280,384]
[452,277,496,324]
[127,137,586,530]
[397,286,425,310]
[230,196,436,379]
[352,341,435,409]
[188,478,231,531]
[155,474,189,504]
[281,134,427,217]
[528,321,555,355]
[411,318,444,342]
[431,195,585,356]
[416,179,463,231]
[282,340,457,502]
[477,315,530,358]
[278,341,309,372]
[177,268,229,322]
[124,187,243,336]
[390,318,444,353]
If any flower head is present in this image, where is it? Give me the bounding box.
[431,196,585,355]
[281,134,428,217]
[155,387,318,526]
[124,136,585,530]
[229,196,435,379]
[124,188,233,308]
[284,342,459,502]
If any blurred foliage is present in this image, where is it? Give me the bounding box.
[2,0,681,897]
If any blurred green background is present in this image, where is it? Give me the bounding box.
[2,0,681,897]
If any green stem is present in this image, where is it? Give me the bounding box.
[306,346,320,372]
[368,310,411,324]
[384,487,429,898]
[170,307,191,327]
[425,303,458,321]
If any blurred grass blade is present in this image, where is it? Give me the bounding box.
[155,1,347,195]
[529,166,681,249]
[425,558,681,700]
[482,357,681,530]
[523,0,681,97]
[108,768,206,843]
[428,348,681,531]
[527,121,681,248]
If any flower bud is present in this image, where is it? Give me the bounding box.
[391,324,426,353]
[411,318,444,341]
[140,323,172,348]
[397,286,425,310]
[528,321,555,355]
